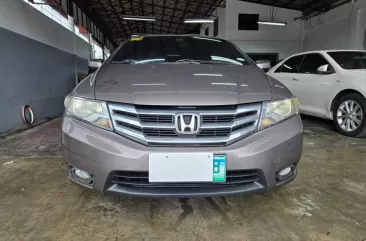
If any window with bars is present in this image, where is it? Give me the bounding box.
[23,0,73,31]
[23,0,111,50]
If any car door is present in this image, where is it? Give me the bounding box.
[270,54,305,94]
[291,53,336,117]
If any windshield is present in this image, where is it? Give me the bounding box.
[111,36,251,66]
[327,51,366,70]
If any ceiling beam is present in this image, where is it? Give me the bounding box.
[301,0,324,13]
[168,0,179,33]
[103,0,130,40]
[116,0,134,35]
[140,0,147,33]
[151,0,155,33]
[302,0,351,16]
[73,0,117,46]
[184,0,204,33]
[160,0,167,33]
[175,0,192,34]
[84,0,230,43]
[128,0,142,33]
[120,2,220,16]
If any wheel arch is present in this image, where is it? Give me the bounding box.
[330,89,365,112]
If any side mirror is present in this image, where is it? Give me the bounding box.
[256,60,271,72]
[88,59,103,74]
[317,64,334,75]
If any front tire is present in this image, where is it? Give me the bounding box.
[333,93,366,137]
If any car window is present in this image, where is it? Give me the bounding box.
[327,51,366,69]
[278,55,304,73]
[110,36,251,65]
[299,53,333,74]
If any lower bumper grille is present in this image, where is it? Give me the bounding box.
[106,169,264,189]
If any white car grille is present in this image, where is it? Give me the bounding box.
[108,103,262,146]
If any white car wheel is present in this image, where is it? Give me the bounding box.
[336,100,363,132]
[333,93,366,137]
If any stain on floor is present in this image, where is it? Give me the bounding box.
[0,117,366,241]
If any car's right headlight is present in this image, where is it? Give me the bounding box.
[259,97,299,130]
[64,95,112,130]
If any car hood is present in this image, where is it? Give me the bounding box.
[94,64,272,106]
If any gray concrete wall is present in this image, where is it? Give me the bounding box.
[0,0,90,132]
[303,1,366,51]
[0,26,81,132]
[0,0,90,59]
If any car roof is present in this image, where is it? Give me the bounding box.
[287,49,366,58]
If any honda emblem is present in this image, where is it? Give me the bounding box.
[175,114,201,134]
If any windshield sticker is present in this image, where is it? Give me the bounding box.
[131,37,144,41]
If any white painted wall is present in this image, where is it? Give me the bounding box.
[205,0,366,58]
[354,0,366,50]
[303,4,353,51]
[223,1,303,59]
[200,7,226,37]
[303,0,366,51]
[200,22,212,36]
[0,0,90,59]
[217,7,226,37]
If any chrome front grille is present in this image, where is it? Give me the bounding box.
[139,114,174,123]
[108,103,262,146]
[202,115,235,123]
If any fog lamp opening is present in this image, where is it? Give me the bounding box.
[75,169,91,179]
[68,165,94,187]
[276,165,295,182]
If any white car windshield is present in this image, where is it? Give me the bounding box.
[327,51,366,70]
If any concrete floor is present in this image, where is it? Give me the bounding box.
[0,116,366,241]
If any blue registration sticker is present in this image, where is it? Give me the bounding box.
[213,155,226,182]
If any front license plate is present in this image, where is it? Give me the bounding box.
[149,153,226,183]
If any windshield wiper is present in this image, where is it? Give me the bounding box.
[175,59,240,65]
[110,59,136,64]
[205,60,240,65]
[175,59,201,64]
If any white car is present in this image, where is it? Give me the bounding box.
[268,50,366,137]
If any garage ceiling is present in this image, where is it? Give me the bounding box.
[80,0,224,44]
[72,0,350,45]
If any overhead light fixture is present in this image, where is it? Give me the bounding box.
[184,19,214,23]
[194,74,223,77]
[211,82,237,86]
[123,15,156,21]
[258,21,287,26]
[133,83,166,86]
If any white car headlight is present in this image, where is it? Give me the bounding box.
[64,95,112,130]
[259,97,299,130]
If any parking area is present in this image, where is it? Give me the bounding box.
[1,117,365,241]
[2,0,366,240]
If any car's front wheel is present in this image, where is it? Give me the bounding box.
[333,93,366,137]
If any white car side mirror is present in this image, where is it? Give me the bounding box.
[317,64,334,75]
[88,59,103,74]
[256,60,271,72]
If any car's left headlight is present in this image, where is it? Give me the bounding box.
[64,95,112,130]
[259,97,299,130]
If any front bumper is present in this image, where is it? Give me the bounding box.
[62,114,303,197]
